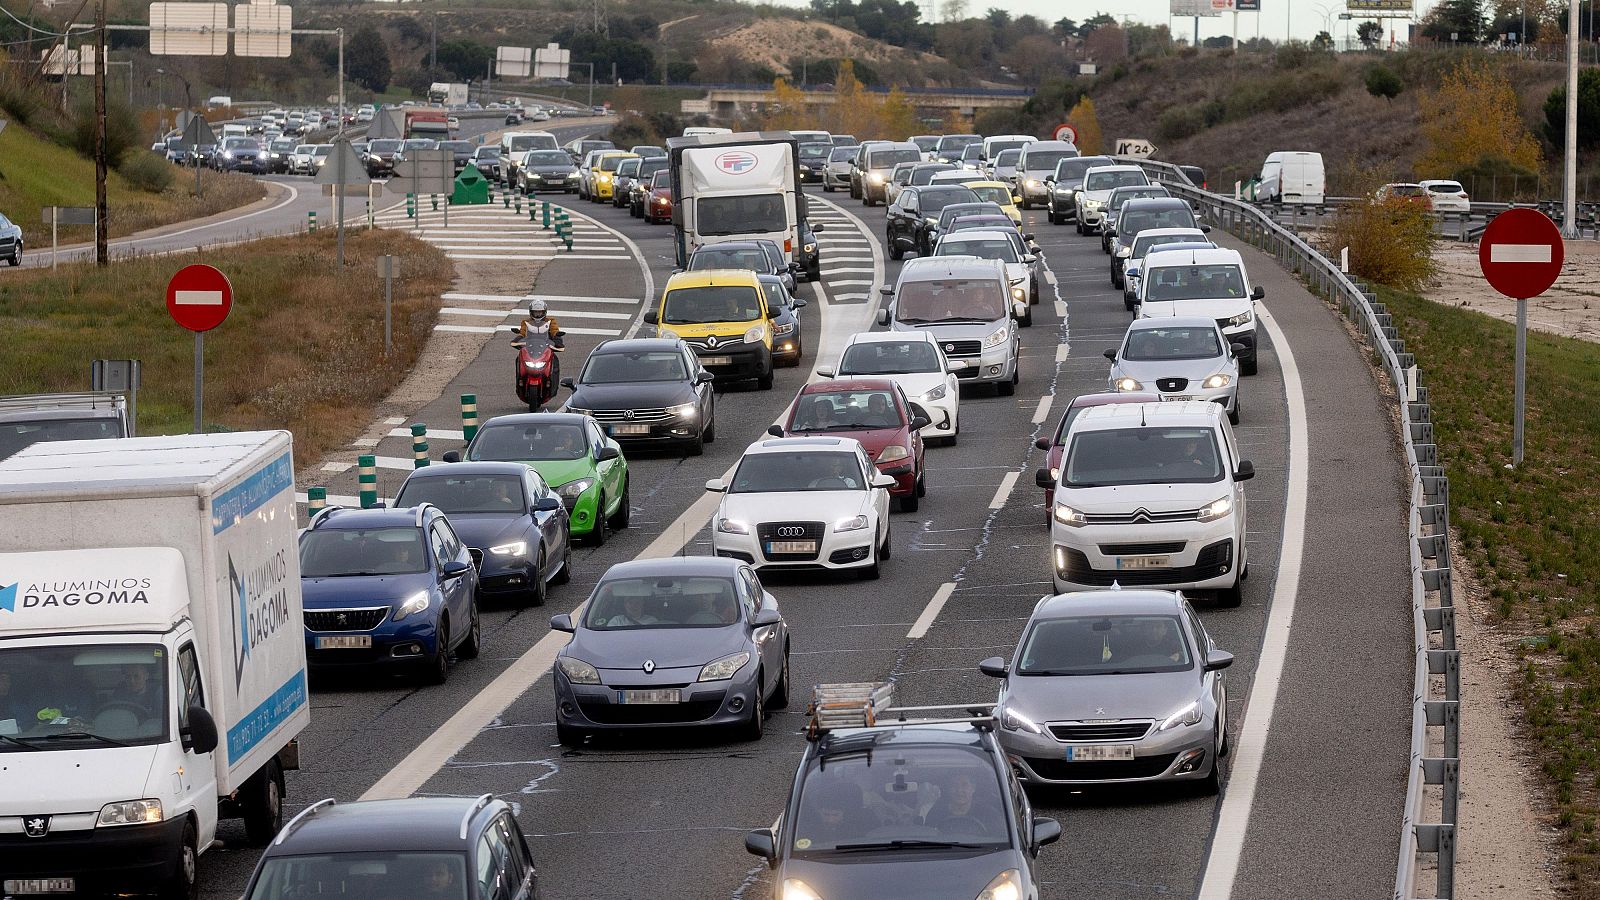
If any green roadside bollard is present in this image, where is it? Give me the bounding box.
[431,194,439,211]
[412,423,429,468]
[503,191,511,209]
[406,193,415,218]
[307,210,317,232]
[358,455,377,508]
[307,486,327,515]
[529,204,537,222]
[542,201,551,229]
[514,195,522,214]
[461,394,478,442]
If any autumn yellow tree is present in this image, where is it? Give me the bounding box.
[1067,96,1103,156]
[762,78,811,132]
[830,60,888,140]
[1416,59,1541,177]
[882,87,919,140]
[941,108,971,134]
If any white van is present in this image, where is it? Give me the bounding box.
[682,126,733,137]
[1137,246,1264,375]
[981,133,1036,163]
[500,130,559,183]
[1255,151,1325,205]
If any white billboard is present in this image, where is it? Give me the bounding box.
[497,46,532,78]
[150,2,230,56]
[534,42,570,80]
[234,3,292,58]
[1171,0,1224,15]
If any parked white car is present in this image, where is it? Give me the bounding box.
[821,331,964,445]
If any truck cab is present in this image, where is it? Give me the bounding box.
[666,131,804,267]
[0,392,129,461]
[644,270,777,390]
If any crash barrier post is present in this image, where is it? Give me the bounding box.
[307,487,327,514]
[307,211,317,232]
[412,423,429,468]
[461,394,478,442]
[542,201,551,229]
[406,193,416,218]
[358,456,377,508]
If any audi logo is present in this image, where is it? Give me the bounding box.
[776,526,806,537]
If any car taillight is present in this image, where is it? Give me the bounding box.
[1458,193,1468,199]
[784,238,792,253]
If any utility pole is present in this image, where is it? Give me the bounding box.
[93,0,108,266]
[1567,0,1580,236]
[430,12,437,72]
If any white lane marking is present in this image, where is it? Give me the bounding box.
[442,292,637,305]
[433,323,620,336]
[1044,270,1058,286]
[387,426,465,440]
[295,491,378,507]
[822,267,875,275]
[1056,344,1070,363]
[1195,301,1310,899]
[1488,243,1553,263]
[987,471,1019,510]
[1054,300,1067,318]
[445,253,633,261]
[829,279,874,287]
[173,290,225,305]
[906,582,958,639]
[1031,394,1053,425]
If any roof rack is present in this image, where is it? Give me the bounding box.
[806,683,996,741]
[274,797,337,845]
[458,793,494,839]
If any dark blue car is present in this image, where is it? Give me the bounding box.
[393,461,573,606]
[299,505,481,684]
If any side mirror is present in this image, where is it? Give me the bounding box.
[1022,254,1037,264]
[643,309,659,325]
[1200,224,1213,233]
[1204,649,1236,671]
[767,306,780,319]
[788,262,803,273]
[816,367,835,378]
[695,371,715,384]
[181,706,219,755]
[1033,816,1063,850]
[1013,300,1028,319]
[978,656,1008,678]
[705,478,726,492]
[549,614,576,633]
[876,309,890,327]
[1125,266,1140,280]
[879,285,895,296]
[792,297,808,309]
[910,414,931,431]
[1234,460,1255,481]
[1023,233,1035,242]
[1013,195,1023,205]
[596,446,621,462]
[767,424,785,438]
[534,497,562,513]
[752,608,783,627]
[559,377,576,390]
[870,473,896,489]
[1035,469,1053,489]
[441,560,473,580]
[1034,436,1050,451]
[441,450,462,463]
[744,829,776,863]
[1230,342,1247,357]
[812,222,826,232]
[1251,286,1265,301]
[670,268,683,275]
[1102,348,1118,361]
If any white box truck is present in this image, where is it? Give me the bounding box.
[0,431,308,898]
[666,130,803,268]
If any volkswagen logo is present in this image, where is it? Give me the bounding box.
[623,409,636,419]
[642,659,655,674]
[706,335,721,349]
[776,526,806,537]
[23,815,49,838]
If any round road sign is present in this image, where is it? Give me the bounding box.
[1053,123,1078,144]
[1478,208,1564,300]
[166,264,233,333]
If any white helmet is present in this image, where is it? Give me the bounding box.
[528,299,548,321]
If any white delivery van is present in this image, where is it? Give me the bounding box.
[1137,246,1264,376]
[500,130,560,184]
[0,431,308,898]
[682,126,733,137]
[0,392,131,461]
[666,131,801,267]
[1255,151,1325,205]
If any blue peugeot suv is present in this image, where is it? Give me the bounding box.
[299,504,481,684]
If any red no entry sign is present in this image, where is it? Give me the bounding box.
[1479,208,1564,300]
[1053,123,1078,144]
[166,264,233,332]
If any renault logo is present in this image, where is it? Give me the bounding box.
[643,659,655,674]
[24,815,49,838]
[706,335,721,349]
[777,526,805,537]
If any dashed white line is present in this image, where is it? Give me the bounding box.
[988,471,1020,510]
[906,583,958,639]
[1031,395,1053,425]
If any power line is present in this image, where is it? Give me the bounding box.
[0,3,76,37]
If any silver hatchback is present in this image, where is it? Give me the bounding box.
[1105,316,1241,424]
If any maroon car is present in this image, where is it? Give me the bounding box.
[1033,391,1160,518]
[769,378,931,511]
[644,170,673,224]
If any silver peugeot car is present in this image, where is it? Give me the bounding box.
[980,588,1233,792]
[1104,316,1242,424]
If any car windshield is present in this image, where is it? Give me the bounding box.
[639,159,668,176]
[468,423,589,462]
[651,171,671,188]
[1133,234,1203,258]
[894,278,1005,324]
[1427,181,1464,193]
[402,140,433,150]
[224,138,258,150]
[988,140,1030,157]
[369,140,401,152]
[1121,207,1198,235]
[1053,157,1109,184]
[689,248,771,273]
[696,195,787,236]
[312,146,333,157]
[0,645,169,747]
[830,148,856,162]
[1024,149,1077,174]
[582,575,741,630]
[791,390,903,432]
[910,166,953,185]
[800,143,832,160]
[598,155,629,172]
[439,141,471,153]
[936,135,980,152]
[729,451,865,492]
[938,239,1018,263]
[911,136,939,152]
[508,134,557,152]
[300,527,428,577]
[1123,327,1224,361]
[1109,188,1165,210]
[839,340,941,375]
[1085,170,1147,192]
[662,285,763,324]
[581,350,689,384]
[0,417,123,460]
[1017,614,1193,675]
[245,852,469,900]
[473,147,502,158]
[1387,184,1424,196]
[869,148,921,169]
[949,217,1013,233]
[271,140,296,151]
[995,149,1021,166]
[617,159,641,176]
[790,745,1010,853]
[918,188,979,214]
[524,150,569,167]
[1064,426,1224,486]
[1144,264,1247,301]
[968,185,1013,207]
[394,474,527,515]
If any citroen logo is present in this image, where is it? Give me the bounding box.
[706,335,721,349]
[643,660,655,674]
[24,815,49,837]
[623,409,636,419]
[1131,509,1153,524]
[777,526,805,537]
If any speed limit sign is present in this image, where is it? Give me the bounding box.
[1053,123,1078,143]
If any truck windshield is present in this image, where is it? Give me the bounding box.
[0,417,123,460]
[299,528,429,577]
[1064,426,1224,486]
[0,645,169,748]
[894,279,1006,324]
[1144,264,1247,301]
[247,852,469,900]
[695,195,787,236]
[508,134,557,152]
[662,286,763,324]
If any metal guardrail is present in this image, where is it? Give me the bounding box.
[1130,160,1462,899]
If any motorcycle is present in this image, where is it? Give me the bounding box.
[512,330,564,412]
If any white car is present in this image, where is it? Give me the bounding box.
[1049,401,1252,605]
[1106,316,1241,424]
[1075,165,1150,235]
[1137,246,1263,376]
[288,144,317,175]
[707,437,894,579]
[932,228,1042,307]
[821,331,964,445]
[1419,179,1471,213]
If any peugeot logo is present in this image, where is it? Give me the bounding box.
[776,526,806,537]
[623,409,636,420]
[24,815,49,838]
[335,613,348,626]
[1095,708,1107,716]
[643,659,655,674]
[706,335,721,349]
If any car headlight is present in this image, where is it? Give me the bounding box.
[977,869,1023,900]
[716,517,750,534]
[773,320,795,336]
[867,172,884,183]
[1026,179,1041,189]
[556,477,595,501]
[1053,186,1072,196]
[558,656,600,685]
[1196,495,1233,522]
[669,402,697,418]
[982,325,1008,349]
[1157,698,1204,732]
[568,172,580,179]
[1001,707,1044,735]
[924,216,939,226]
[922,384,947,401]
[1202,373,1231,389]
[393,590,431,622]
[1116,246,1132,258]
[1227,310,1254,328]
[834,514,869,532]
[783,880,823,900]
[1052,503,1086,526]
[698,651,751,682]
[1114,376,1143,392]
[489,541,527,557]
[743,325,766,344]
[524,359,547,370]
[1011,286,1026,301]
[803,242,817,253]
[223,151,235,159]
[1084,199,1103,210]
[566,406,592,416]
[877,444,909,463]
[97,799,163,827]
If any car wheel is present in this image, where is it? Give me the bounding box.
[1030,279,1040,303]
[1219,717,1232,757]
[687,428,705,456]
[757,365,774,390]
[1200,741,1222,795]
[824,181,834,192]
[426,618,450,684]
[527,548,549,606]
[1240,352,1258,377]
[704,411,717,444]
[916,470,927,497]
[1125,295,1138,312]
[1075,221,1086,236]
[6,249,18,267]
[159,820,199,900]
[241,758,284,846]
[556,722,587,747]
[1217,578,1244,608]
[552,540,572,585]
[770,644,791,709]
[1019,308,1033,328]
[889,237,904,261]
[899,486,919,513]
[608,479,631,530]
[1228,401,1241,426]
[590,495,609,546]
[739,672,766,741]
[808,265,821,283]
[1048,211,1061,225]
[458,601,483,657]
[857,541,881,580]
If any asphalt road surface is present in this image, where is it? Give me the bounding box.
[193,165,1412,898]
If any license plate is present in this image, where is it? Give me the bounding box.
[1164,395,1194,401]
[617,689,681,705]
[1065,744,1134,762]
[700,355,732,366]
[766,540,817,554]
[5,880,75,894]
[608,424,650,435]
[316,635,372,649]
[1115,555,1169,570]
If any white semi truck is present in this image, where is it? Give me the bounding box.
[0,431,308,898]
[666,131,804,269]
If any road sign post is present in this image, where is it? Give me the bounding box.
[41,206,95,269]
[378,254,396,356]
[166,264,233,433]
[315,138,370,268]
[1478,208,1565,467]
[176,115,217,199]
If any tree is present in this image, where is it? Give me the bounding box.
[435,39,492,81]
[1053,17,1078,38]
[1357,21,1383,49]
[1543,67,1600,147]
[1079,12,1116,36]
[346,24,391,92]
[762,78,811,132]
[939,0,969,22]
[1066,96,1102,155]
[1201,35,1233,49]
[1311,30,1334,51]
[1418,59,1541,176]
[1083,22,1128,63]
[1420,0,1486,43]
[1365,65,1404,101]
[881,87,919,137]
[985,8,1010,29]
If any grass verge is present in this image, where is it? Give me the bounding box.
[0,229,453,467]
[1381,286,1600,896]
[0,124,266,246]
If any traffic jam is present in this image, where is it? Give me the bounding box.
[0,123,1278,900]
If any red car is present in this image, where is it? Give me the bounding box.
[769,378,930,511]
[644,170,673,224]
[1033,391,1160,518]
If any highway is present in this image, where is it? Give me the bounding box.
[183,151,1415,897]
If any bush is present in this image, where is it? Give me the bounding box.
[1157,106,1205,142]
[1452,155,1541,203]
[69,99,141,167]
[1543,67,1600,148]
[1366,65,1404,101]
[1326,195,1436,292]
[0,67,52,132]
[1275,41,1314,70]
[117,151,175,194]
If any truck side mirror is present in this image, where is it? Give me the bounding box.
[442,450,462,463]
[643,309,659,325]
[181,706,219,755]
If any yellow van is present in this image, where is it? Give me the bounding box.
[644,270,776,389]
[585,150,637,201]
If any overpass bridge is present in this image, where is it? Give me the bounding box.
[698,84,1032,119]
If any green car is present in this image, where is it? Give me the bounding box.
[445,413,630,543]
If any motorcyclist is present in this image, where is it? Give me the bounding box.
[516,299,564,349]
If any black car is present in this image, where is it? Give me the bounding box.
[438,139,474,172]
[214,137,266,173]
[886,185,981,260]
[240,796,539,900]
[263,138,298,174]
[1045,155,1114,225]
[798,141,834,183]
[619,156,668,210]
[0,212,22,266]
[561,338,718,455]
[927,201,1008,251]
[364,138,403,176]
[469,145,504,180]
[686,240,799,295]
[519,149,581,194]
[745,683,1061,900]
[1102,184,1173,254]
[394,462,572,606]
[757,274,809,368]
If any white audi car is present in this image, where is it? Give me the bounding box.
[708,437,895,579]
[820,331,963,445]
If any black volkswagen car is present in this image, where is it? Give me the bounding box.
[562,338,718,455]
[886,184,981,260]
